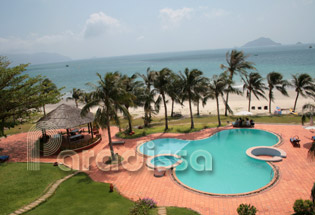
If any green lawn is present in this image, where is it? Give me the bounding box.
[117,114,303,139]
[26,172,199,215]
[0,162,73,215]
[26,172,134,215]
[167,207,200,215]
[4,112,43,136]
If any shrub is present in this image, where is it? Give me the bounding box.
[293,199,314,215]
[129,198,157,215]
[140,198,157,209]
[237,204,257,215]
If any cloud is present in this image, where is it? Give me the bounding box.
[83,12,120,38]
[204,8,229,19]
[0,31,77,54]
[159,7,193,29]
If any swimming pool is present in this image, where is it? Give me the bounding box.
[138,129,280,195]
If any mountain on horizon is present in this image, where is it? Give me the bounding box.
[2,52,72,66]
[243,37,282,47]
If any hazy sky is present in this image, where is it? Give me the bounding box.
[0,0,314,59]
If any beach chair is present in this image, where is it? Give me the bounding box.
[0,155,9,163]
[290,135,301,148]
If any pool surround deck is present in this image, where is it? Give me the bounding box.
[1,124,315,215]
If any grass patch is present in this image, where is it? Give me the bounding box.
[167,206,200,215]
[26,172,134,215]
[4,112,43,136]
[116,114,303,139]
[0,162,73,215]
[116,123,221,139]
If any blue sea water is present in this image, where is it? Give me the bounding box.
[26,45,315,94]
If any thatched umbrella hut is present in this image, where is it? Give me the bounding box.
[37,104,95,147]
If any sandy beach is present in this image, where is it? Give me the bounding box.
[45,88,313,119]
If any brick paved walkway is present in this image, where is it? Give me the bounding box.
[1,124,315,215]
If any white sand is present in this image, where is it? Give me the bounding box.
[45,88,313,118]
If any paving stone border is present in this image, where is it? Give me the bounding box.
[157,206,167,215]
[9,172,78,215]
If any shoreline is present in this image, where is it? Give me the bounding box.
[45,88,313,119]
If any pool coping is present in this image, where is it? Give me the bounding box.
[135,127,283,197]
[146,154,183,169]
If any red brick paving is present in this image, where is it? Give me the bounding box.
[1,124,315,215]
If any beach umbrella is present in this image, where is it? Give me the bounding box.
[235,111,253,116]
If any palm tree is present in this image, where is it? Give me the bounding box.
[119,74,142,133]
[179,68,207,129]
[81,72,130,160]
[205,73,228,126]
[291,73,315,111]
[79,92,93,105]
[220,50,256,116]
[67,88,83,108]
[167,72,182,117]
[137,68,160,127]
[267,72,289,114]
[193,78,209,116]
[40,78,63,115]
[153,68,172,130]
[242,72,267,112]
[302,103,315,126]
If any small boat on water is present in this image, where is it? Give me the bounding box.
[66,65,69,67]
[309,46,312,49]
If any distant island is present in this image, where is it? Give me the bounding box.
[2,52,72,66]
[243,37,282,47]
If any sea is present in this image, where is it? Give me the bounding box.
[26,45,315,96]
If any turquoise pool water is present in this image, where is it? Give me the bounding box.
[138,129,279,195]
[150,155,180,167]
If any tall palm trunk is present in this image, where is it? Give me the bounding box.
[248,90,252,112]
[125,105,133,133]
[197,100,200,116]
[43,104,46,116]
[268,88,272,114]
[162,93,168,130]
[171,99,174,117]
[75,99,78,108]
[216,95,221,126]
[224,72,234,116]
[106,108,116,160]
[188,94,194,129]
[224,91,229,116]
[293,91,299,111]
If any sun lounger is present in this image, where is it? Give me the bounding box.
[0,155,9,162]
[290,136,301,148]
[112,141,125,145]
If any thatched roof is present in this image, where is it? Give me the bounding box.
[37,104,94,129]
